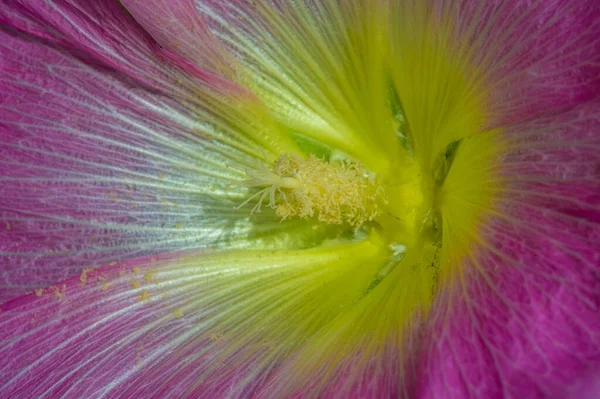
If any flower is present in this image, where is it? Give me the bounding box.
[0,0,598,398]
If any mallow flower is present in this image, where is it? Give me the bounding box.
[0,0,599,398]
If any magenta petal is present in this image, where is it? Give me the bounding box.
[0,251,283,398]
[417,100,600,398]
[0,242,395,398]
[564,368,600,399]
[0,0,176,90]
[0,25,300,302]
[0,252,247,398]
[463,0,600,123]
[120,0,236,79]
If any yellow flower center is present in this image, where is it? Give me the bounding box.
[234,1,505,303]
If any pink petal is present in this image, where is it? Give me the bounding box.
[1,1,598,396]
[451,0,600,124]
[120,0,237,79]
[0,251,238,398]
[417,100,600,398]
[0,0,172,91]
[0,241,390,398]
[0,12,307,301]
[0,0,249,93]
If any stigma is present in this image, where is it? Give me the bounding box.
[238,153,384,227]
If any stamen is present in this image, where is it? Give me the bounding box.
[238,153,385,227]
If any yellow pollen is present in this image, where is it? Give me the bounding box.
[138,289,149,301]
[238,153,384,226]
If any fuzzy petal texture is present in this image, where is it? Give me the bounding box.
[446,0,600,124]
[197,0,402,172]
[0,0,170,90]
[0,0,325,301]
[0,0,599,398]
[120,0,237,79]
[418,101,600,399]
[0,239,391,398]
[196,0,600,163]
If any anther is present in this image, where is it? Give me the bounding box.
[237,153,385,227]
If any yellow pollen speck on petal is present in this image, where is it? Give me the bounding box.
[79,268,91,285]
[100,283,109,291]
[34,288,44,297]
[131,279,141,289]
[144,270,156,283]
[238,153,384,226]
[136,344,143,364]
[173,309,184,318]
[133,267,140,274]
[107,191,120,201]
[51,284,66,300]
[138,289,149,301]
[209,333,224,341]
